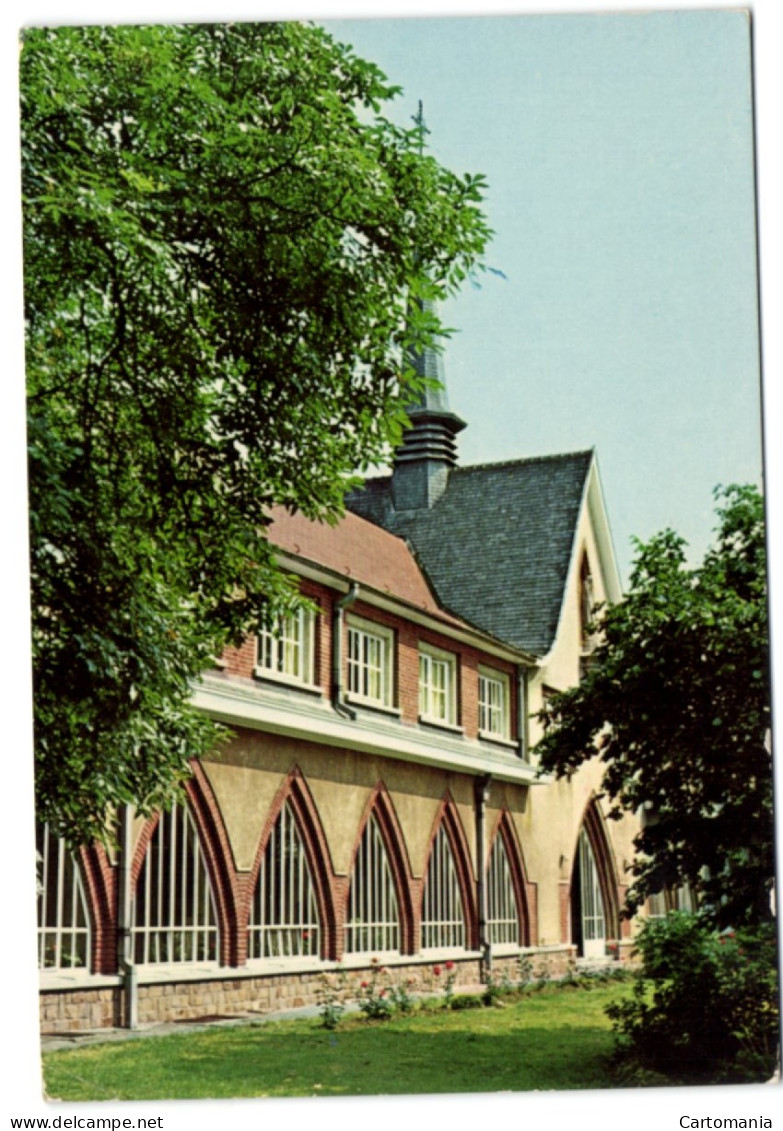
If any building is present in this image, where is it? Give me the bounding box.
[37,328,639,1034]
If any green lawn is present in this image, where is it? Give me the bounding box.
[43,983,632,1101]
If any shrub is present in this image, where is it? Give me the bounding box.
[316,969,347,1030]
[607,912,779,1084]
[355,959,394,1021]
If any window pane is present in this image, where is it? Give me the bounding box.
[248,801,320,959]
[132,802,219,964]
[421,825,466,950]
[36,824,91,971]
[487,835,519,945]
[345,815,400,954]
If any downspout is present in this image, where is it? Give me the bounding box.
[333,581,360,720]
[117,804,138,1029]
[516,665,529,762]
[474,773,492,983]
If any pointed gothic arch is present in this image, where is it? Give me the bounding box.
[486,811,533,948]
[131,764,238,966]
[569,797,620,958]
[343,783,414,957]
[420,794,477,952]
[244,766,337,963]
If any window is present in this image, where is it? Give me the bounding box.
[419,644,458,725]
[421,824,467,950]
[648,890,668,919]
[648,884,696,919]
[487,834,520,946]
[132,801,219,964]
[37,824,91,971]
[248,801,320,960]
[344,814,401,954]
[576,828,606,954]
[256,607,315,686]
[479,667,511,740]
[579,554,597,677]
[347,616,394,708]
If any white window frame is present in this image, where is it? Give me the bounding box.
[346,615,395,708]
[418,643,458,726]
[478,666,511,740]
[37,824,91,971]
[344,814,401,956]
[247,801,320,961]
[487,834,520,947]
[421,824,467,951]
[255,606,316,687]
[578,828,606,954]
[132,801,220,965]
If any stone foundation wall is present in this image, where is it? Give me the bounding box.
[42,944,625,1034]
[40,986,121,1034]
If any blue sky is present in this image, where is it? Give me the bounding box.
[324,10,762,584]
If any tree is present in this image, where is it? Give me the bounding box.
[536,485,772,929]
[22,22,490,845]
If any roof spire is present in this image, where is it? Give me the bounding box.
[413,100,429,155]
[392,102,466,511]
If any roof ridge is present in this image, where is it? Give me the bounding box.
[453,449,594,475]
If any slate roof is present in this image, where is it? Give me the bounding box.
[345,450,594,657]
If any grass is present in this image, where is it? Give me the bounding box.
[43,982,633,1101]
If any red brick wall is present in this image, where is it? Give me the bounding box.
[217,585,521,743]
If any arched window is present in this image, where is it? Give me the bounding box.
[248,801,320,960]
[133,800,219,964]
[36,823,91,971]
[572,827,607,958]
[421,824,467,951]
[344,813,401,955]
[487,833,520,946]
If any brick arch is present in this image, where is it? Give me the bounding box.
[78,842,116,975]
[569,795,621,950]
[420,793,478,951]
[131,763,240,966]
[487,809,536,947]
[242,765,338,963]
[343,781,415,957]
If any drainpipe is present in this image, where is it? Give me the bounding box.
[474,773,492,982]
[333,581,360,720]
[516,666,529,762]
[117,804,138,1029]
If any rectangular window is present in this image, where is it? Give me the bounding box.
[419,644,457,725]
[256,607,316,686]
[347,616,394,707]
[479,667,510,740]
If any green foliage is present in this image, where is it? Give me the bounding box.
[355,960,394,1021]
[315,969,347,1030]
[21,22,490,844]
[536,485,772,929]
[43,983,632,1099]
[607,912,779,1084]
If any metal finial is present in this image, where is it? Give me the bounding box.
[413,100,429,154]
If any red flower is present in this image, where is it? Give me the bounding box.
[445,961,455,971]
[433,965,442,976]
[360,980,369,988]
[379,988,386,997]
[301,930,309,939]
